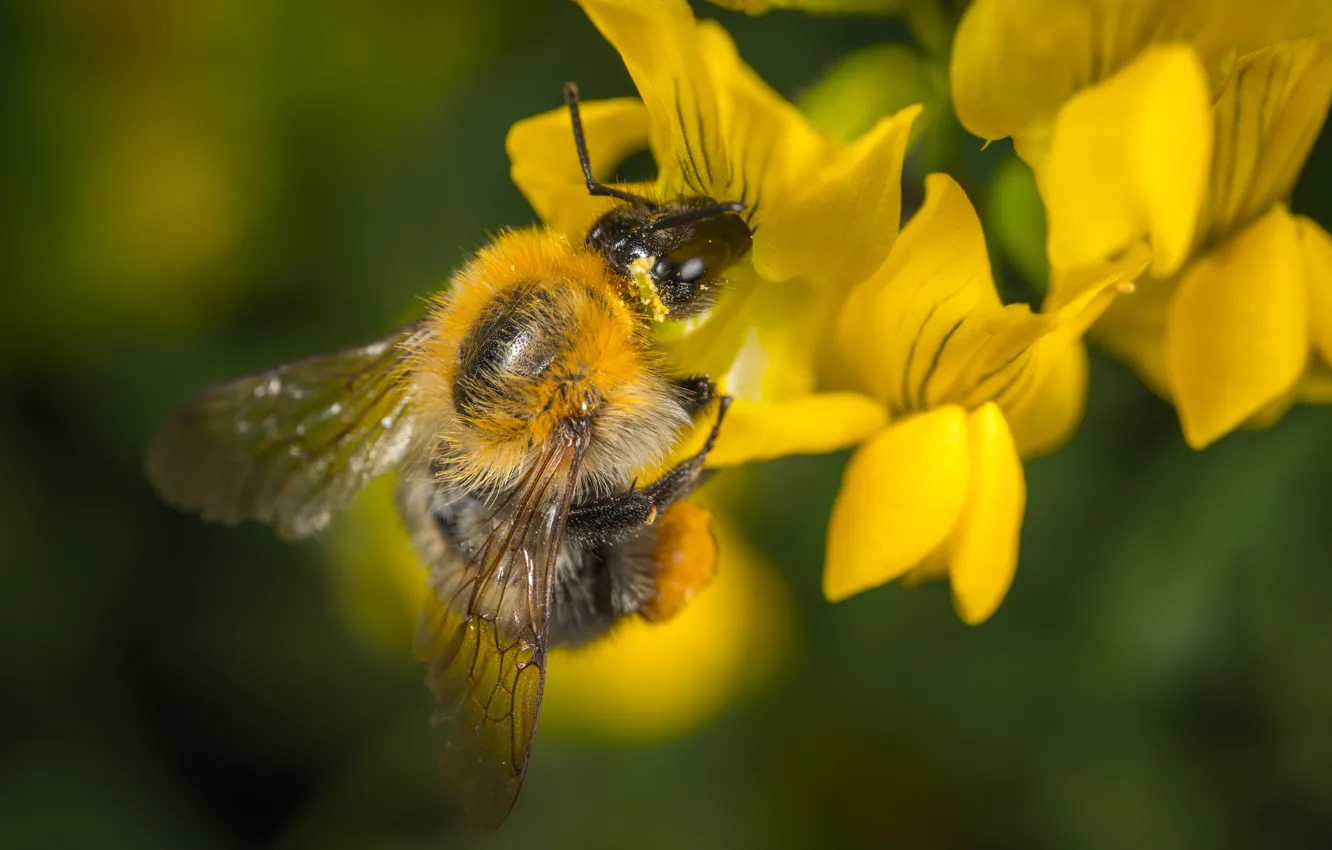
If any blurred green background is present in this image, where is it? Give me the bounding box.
[4,1,1332,847]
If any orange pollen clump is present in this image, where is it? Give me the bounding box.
[642,501,717,623]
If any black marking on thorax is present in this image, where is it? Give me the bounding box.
[453,282,563,418]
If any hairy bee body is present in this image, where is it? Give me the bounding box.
[409,228,690,500]
[145,83,753,830]
[398,227,718,649]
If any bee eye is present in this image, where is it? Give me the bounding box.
[651,255,706,286]
[676,257,706,283]
[648,238,738,319]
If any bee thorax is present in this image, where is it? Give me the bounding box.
[418,261,688,496]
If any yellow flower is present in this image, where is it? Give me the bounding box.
[325,476,793,741]
[952,0,1332,447]
[1094,40,1332,447]
[507,0,922,467]
[823,174,1147,622]
[510,0,1146,623]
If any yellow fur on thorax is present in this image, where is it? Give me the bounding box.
[408,227,686,496]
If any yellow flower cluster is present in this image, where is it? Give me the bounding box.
[509,0,1144,625]
[952,0,1332,447]
[335,0,1332,739]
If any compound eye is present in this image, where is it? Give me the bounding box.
[638,208,751,320]
[649,244,728,319]
[675,256,706,284]
[652,255,706,286]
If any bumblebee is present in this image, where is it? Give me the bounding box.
[146,83,753,829]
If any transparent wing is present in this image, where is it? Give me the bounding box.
[146,322,426,540]
[415,435,584,830]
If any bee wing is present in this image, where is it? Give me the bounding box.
[415,434,585,830]
[146,322,427,540]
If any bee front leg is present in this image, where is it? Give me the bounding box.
[567,397,731,624]
[673,375,716,418]
[565,395,730,546]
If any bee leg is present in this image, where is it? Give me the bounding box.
[566,395,731,546]
[565,489,658,546]
[673,375,716,417]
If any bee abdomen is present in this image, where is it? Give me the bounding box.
[403,477,618,647]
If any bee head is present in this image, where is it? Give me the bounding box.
[562,82,752,322]
[586,198,753,321]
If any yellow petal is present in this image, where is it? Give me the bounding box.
[1165,205,1309,448]
[1203,37,1332,248]
[659,269,764,390]
[706,393,887,468]
[947,403,1025,625]
[544,514,792,742]
[574,0,713,190]
[1045,44,1212,278]
[576,0,821,212]
[662,268,835,408]
[692,20,825,207]
[1003,337,1089,459]
[1042,243,1153,322]
[834,173,1004,412]
[714,272,833,402]
[950,0,1093,144]
[951,0,1284,147]
[824,406,970,602]
[1296,215,1332,368]
[950,246,1149,414]
[506,97,650,237]
[753,105,921,286]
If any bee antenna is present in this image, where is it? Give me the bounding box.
[564,82,657,209]
[641,201,746,233]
